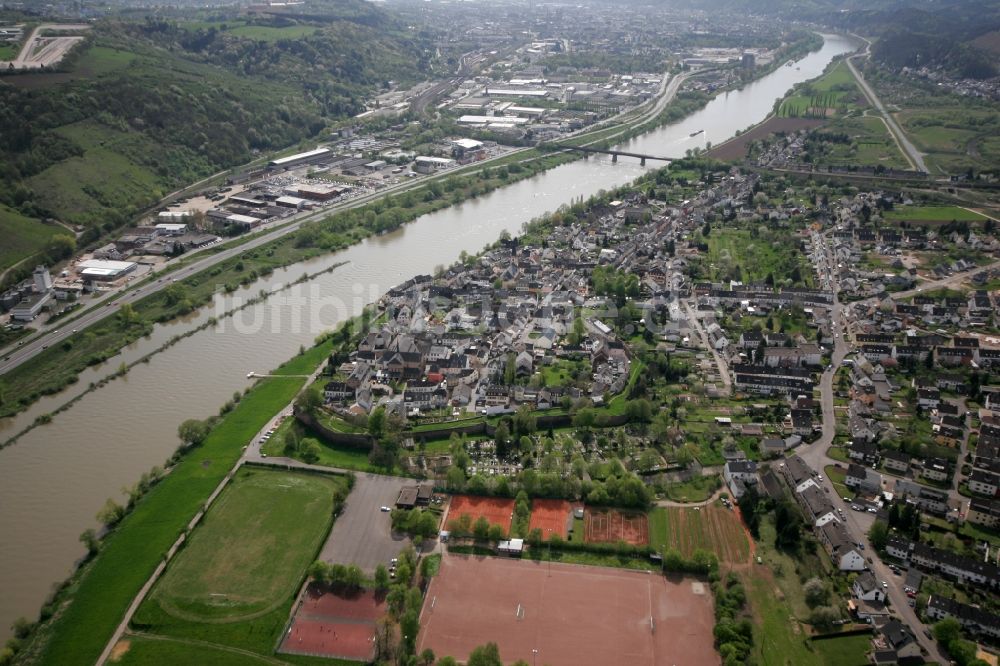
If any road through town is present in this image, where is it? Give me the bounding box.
[799,232,946,663]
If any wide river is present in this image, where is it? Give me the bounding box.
[0,33,857,636]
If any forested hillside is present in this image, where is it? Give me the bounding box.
[0,0,434,281]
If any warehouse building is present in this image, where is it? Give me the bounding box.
[414,156,455,174]
[268,147,332,170]
[77,259,137,282]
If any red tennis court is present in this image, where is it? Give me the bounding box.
[418,554,717,666]
[279,584,385,661]
[448,495,514,531]
[584,507,649,546]
[528,499,571,540]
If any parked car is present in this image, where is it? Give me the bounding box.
[380,506,391,512]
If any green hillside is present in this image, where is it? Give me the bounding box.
[0,2,434,284]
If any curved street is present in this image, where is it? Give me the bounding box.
[800,231,947,664]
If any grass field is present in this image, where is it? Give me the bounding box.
[263,433,379,473]
[661,474,720,503]
[811,634,872,666]
[892,101,1000,175]
[648,505,751,565]
[146,468,343,622]
[0,43,17,60]
[818,115,909,169]
[704,228,814,288]
[25,344,331,666]
[74,45,137,77]
[885,205,989,223]
[228,25,320,41]
[0,205,62,274]
[110,634,278,665]
[746,516,837,664]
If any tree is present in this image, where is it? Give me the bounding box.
[473,516,491,541]
[419,648,436,666]
[374,564,390,591]
[96,498,126,527]
[488,523,506,541]
[803,577,828,608]
[809,605,840,629]
[467,643,503,666]
[295,387,322,416]
[933,618,962,645]
[737,486,761,538]
[344,564,364,589]
[368,406,387,439]
[436,658,459,666]
[79,528,99,555]
[301,440,322,464]
[177,418,211,446]
[868,520,889,552]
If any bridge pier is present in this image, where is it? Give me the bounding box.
[612,153,618,163]
[640,157,646,166]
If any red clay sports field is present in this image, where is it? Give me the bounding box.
[279,584,385,661]
[417,555,718,666]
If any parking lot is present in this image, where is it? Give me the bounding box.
[319,473,423,573]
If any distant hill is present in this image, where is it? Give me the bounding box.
[0,0,433,281]
[671,0,1000,79]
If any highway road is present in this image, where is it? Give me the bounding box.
[0,70,686,378]
[798,230,947,663]
[846,42,929,174]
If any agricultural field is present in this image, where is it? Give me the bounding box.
[778,61,867,118]
[814,115,910,169]
[648,504,751,565]
[129,468,347,656]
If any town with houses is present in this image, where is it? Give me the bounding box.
[263,160,1000,664]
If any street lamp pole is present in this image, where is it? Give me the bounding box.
[532,648,538,666]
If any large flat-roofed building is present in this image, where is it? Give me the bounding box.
[155,223,188,236]
[10,292,52,321]
[458,115,530,126]
[77,259,137,282]
[485,88,548,97]
[296,182,348,201]
[268,147,332,170]
[414,156,455,174]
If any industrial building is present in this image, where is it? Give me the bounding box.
[268,147,332,170]
[77,259,137,282]
[414,156,455,174]
[155,223,189,236]
[296,182,349,201]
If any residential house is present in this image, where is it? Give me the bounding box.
[852,571,886,603]
[883,450,911,475]
[969,469,1000,498]
[848,439,878,465]
[817,521,866,571]
[846,463,882,494]
[927,596,1000,639]
[922,457,949,483]
[967,498,1000,529]
[875,620,922,661]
